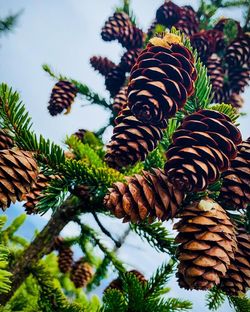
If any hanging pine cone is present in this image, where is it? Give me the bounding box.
[127,33,197,125]
[220,227,250,296]
[47,80,77,116]
[104,168,184,223]
[0,129,14,150]
[0,149,38,211]
[225,35,250,68]
[73,129,87,141]
[165,109,242,192]
[101,12,144,49]
[174,5,199,36]
[156,1,180,27]
[105,107,167,168]
[174,198,237,290]
[120,48,142,72]
[229,92,244,110]
[70,259,93,288]
[112,86,128,114]
[228,67,250,93]
[90,56,116,77]
[219,138,250,210]
[214,18,242,37]
[54,237,74,274]
[105,66,126,97]
[190,31,213,62]
[206,54,224,90]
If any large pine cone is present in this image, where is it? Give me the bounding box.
[105,66,126,97]
[0,129,14,150]
[165,109,242,192]
[48,80,77,116]
[105,107,166,168]
[0,149,38,210]
[70,259,93,288]
[128,35,197,125]
[220,227,250,296]
[206,54,224,90]
[225,35,250,68]
[101,12,144,49]
[228,67,250,93]
[112,86,128,114]
[174,198,237,290]
[120,48,142,73]
[174,5,199,36]
[156,1,180,27]
[90,56,116,77]
[104,168,184,223]
[219,138,250,210]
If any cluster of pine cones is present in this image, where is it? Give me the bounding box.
[54,237,93,288]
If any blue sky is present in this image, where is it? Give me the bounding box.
[1,1,249,311]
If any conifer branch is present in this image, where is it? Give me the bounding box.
[0,11,21,35]
[206,287,226,311]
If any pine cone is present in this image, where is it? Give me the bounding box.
[112,86,128,114]
[105,66,126,97]
[206,30,225,53]
[206,54,224,90]
[190,31,213,61]
[0,129,14,150]
[156,1,181,27]
[101,12,144,49]
[105,107,167,168]
[174,198,237,290]
[71,185,90,200]
[90,56,116,77]
[0,149,38,210]
[58,247,74,274]
[70,259,93,288]
[104,168,184,223]
[48,81,77,116]
[219,138,250,210]
[225,35,250,68]
[128,34,197,125]
[212,84,230,104]
[73,129,87,141]
[165,109,242,192]
[174,5,199,36]
[120,49,142,73]
[228,67,250,93]
[214,18,242,37]
[220,227,250,296]
[229,92,244,110]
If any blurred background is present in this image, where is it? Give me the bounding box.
[0,0,249,311]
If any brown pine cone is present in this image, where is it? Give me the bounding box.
[190,31,213,61]
[120,48,142,73]
[219,138,250,210]
[90,56,116,77]
[174,198,237,290]
[156,1,181,27]
[47,80,77,116]
[228,67,250,93]
[165,109,242,192]
[206,54,224,90]
[214,18,242,37]
[225,35,250,68]
[174,5,199,36]
[212,84,230,104]
[129,270,147,284]
[105,107,167,168]
[104,168,184,222]
[58,247,74,274]
[73,129,87,141]
[0,149,38,211]
[0,129,14,150]
[206,30,225,53]
[101,12,144,49]
[112,86,128,114]
[128,34,197,125]
[105,66,126,97]
[70,259,93,288]
[229,92,244,110]
[220,227,250,296]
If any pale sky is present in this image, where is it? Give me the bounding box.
[1,1,249,311]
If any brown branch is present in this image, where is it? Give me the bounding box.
[0,198,82,306]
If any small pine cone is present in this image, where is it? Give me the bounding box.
[219,138,250,210]
[206,54,224,90]
[190,31,213,61]
[214,18,242,36]
[129,270,147,284]
[229,92,244,110]
[0,149,38,211]
[48,81,77,116]
[212,84,230,104]
[220,227,250,296]
[112,86,128,114]
[104,168,184,223]
[73,129,87,141]
[120,49,142,73]
[58,246,74,274]
[105,66,126,97]
[90,56,116,77]
[70,259,93,288]
[156,1,181,27]
[0,129,14,150]
[174,198,237,291]
[165,109,242,192]
[228,67,250,93]
[174,5,199,36]
[128,35,197,125]
[105,107,167,168]
[225,35,250,68]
